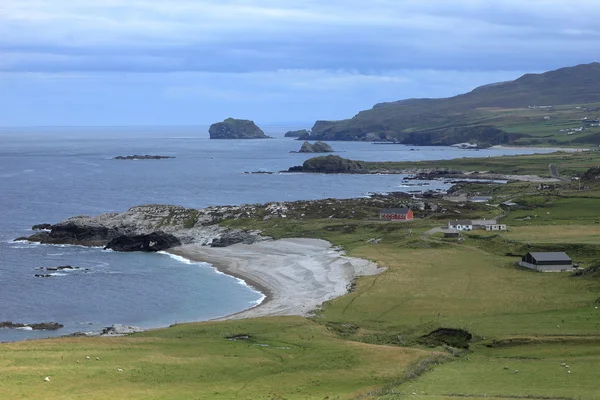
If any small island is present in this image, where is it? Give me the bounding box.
[294,141,334,153]
[288,155,365,173]
[284,129,309,138]
[114,155,175,160]
[209,118,270,139]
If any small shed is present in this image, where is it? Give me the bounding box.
[379,208,413,221]
[519,252,573,272]
[444,230,460,238]
[470,196,492,203]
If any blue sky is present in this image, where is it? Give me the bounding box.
[1,0,598,126]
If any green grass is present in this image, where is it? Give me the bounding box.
[504,197,600,226]
[0,317,428,400]
[362,150,600,177]
[315,245,599,337]
[377,340,600,399]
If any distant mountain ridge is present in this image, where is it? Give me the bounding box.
[303,62,600,146]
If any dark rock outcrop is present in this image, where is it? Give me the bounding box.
[288,155,366,174]
[104,231,182,252]
[19,221,122,247]
[582,166,600,181]
[298,141,334,153]
[0,321,63,330]
[114,155,175,160]
[209,118,269,139]
[284,129,309,138]
[210,230,261,247]
[418,328,473,349]
[32,223,52,230]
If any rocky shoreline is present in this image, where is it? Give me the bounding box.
[0,321,64,331]
[16,204,266,252]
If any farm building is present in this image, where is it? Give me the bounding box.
[379,208,413,221]
[519,252,573,272]
[471,219,497,229]
[444,230,460,238]
[448,220,473,231]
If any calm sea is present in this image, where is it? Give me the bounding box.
[0,126,555,341]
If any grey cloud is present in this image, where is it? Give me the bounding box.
[1,0,599,74]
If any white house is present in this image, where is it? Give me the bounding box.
[448,220,473,231]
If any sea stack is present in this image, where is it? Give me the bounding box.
[209,118,269,139]
[298,141,334,153]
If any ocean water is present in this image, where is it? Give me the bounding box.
[0,126,556,341]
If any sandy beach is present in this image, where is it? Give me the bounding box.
[167,238,384,320]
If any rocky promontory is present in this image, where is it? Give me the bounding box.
[209,118,269,139]
[297,141,334,153]
[114,155,175,160]
[17,204,267,252]
[284,129,309,138]
[287,155,366,173]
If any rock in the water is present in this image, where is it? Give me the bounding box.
[45,265,78,271]
[114,155,175,160]
[209,118,269,139]
[104,231,181,252]
[210,230,261,247]
[101,324,144,336]
[284,129,309,138]
[32,223,52,230]
[20,220,122,247]
[0,321,63,330]
[298,141,334,153]
[288,155,366,173]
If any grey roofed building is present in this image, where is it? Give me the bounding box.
[520,252,573,272]
[449,220,472,226]
[470,196,492,203]
[448,219,473,231]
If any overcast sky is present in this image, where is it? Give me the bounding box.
[1,0,598,126]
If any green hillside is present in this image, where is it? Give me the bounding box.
[305,62,600,147]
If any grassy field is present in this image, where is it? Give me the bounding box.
[0,317,429,400]
[1,152,599,399]
[363,150,600,177]
[377,340,600,399]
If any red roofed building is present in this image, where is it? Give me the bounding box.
[379,207,413,221]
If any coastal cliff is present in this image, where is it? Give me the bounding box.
[209,118,269,139]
